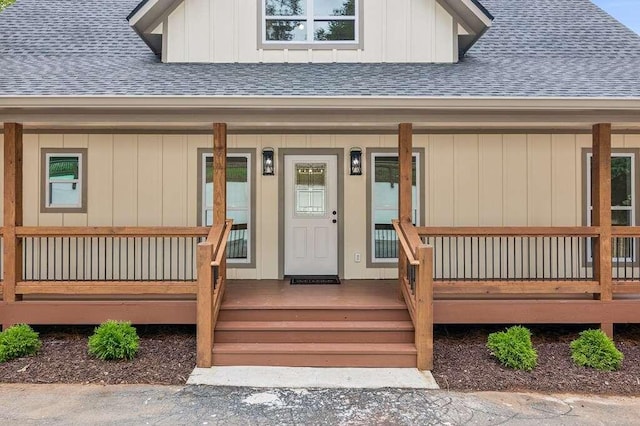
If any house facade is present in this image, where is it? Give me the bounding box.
[1,0,640,369]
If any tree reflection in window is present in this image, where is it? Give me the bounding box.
[315,0,356,41]
[264,0,357,43]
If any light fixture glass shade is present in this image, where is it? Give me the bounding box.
[350,148,362,176]
[262,148,275,176]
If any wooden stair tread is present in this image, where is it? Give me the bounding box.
[216,321,414,331]
[213,343,417,355]
[221,304,407,310]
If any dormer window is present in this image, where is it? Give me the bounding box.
[262,0,359,48]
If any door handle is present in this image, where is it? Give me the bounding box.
[332,219,337,224]
[332,211,337,216]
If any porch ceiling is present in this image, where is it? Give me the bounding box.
[1,100,640,132]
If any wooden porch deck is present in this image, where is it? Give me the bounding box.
[222,279,403,309]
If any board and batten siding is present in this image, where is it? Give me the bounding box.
[13,132,640,280]
[165,0,457,63]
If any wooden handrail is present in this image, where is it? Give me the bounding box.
[392,220,419,265]
[196,219,233,368]
[16,226,209,237]
[417,226,600,237]
[612,226,640,237]
[212,220,233,267]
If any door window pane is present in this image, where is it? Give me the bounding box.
[295,163,326,215]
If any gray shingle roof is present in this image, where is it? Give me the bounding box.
[0,0,639,98]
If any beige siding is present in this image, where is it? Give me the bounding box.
[165,0,457,63]
[17,131,640,280]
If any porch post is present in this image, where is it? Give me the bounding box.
[213,123,227,280]
[3,123,23,303]
[416,244,434,370]
[592,123,613,337]
[398,123,413,288]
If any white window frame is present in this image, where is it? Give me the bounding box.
[586,152,636,262]
[45,152,83,209]
[201,152,252,265]
[370,152,421,263]
[262,0,360,45]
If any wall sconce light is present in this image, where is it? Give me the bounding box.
[350,148,363,176]
[262,148,275,176]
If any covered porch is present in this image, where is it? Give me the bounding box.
[0,110,639,370]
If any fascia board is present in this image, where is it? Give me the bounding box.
[1,96,640,111]
[128,0,183,55]
[127,0,158,26]
[437,0,492,34]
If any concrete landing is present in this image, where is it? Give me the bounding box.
[187,366,439,389]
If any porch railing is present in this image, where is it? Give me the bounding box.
[196,220,233,367]
[611,227,640,293]
[393,220,433,371]
[14,227,209,295]
[418,227,601,295]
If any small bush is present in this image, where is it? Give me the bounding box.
[570,329,623,371]
[487,325,538,371]
[0,324,41,363]
[88,320,139,361]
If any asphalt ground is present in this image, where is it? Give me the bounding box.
[1,384,639,425]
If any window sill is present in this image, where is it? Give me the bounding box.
[41,207,86,214]
[259,42,362,50]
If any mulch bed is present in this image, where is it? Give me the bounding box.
[1,324,640,395]
[433,325,640,396]
[0,326,195,385]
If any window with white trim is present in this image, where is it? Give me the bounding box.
[586,152,636,261]
[262,0,358,45]
[42,149,87,213]
[200,152,252,264]
[370,153,420,263]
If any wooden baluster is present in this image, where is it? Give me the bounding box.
[415,244,434,371]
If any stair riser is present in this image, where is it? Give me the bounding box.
[212,353,416,368]
[215,330,414,344]
[219,309,411,322]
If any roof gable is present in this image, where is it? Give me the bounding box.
[128,0,494,58]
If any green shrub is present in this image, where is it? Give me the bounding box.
[0,324,41,363]
[487,325,538,371]
[570,329,623,371]
[88,320,139,361]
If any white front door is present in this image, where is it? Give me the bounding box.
[284,155,338,276]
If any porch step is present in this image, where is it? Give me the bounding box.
[218,308,412,322]
[212,343,417,368]
[215,320,414,343]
